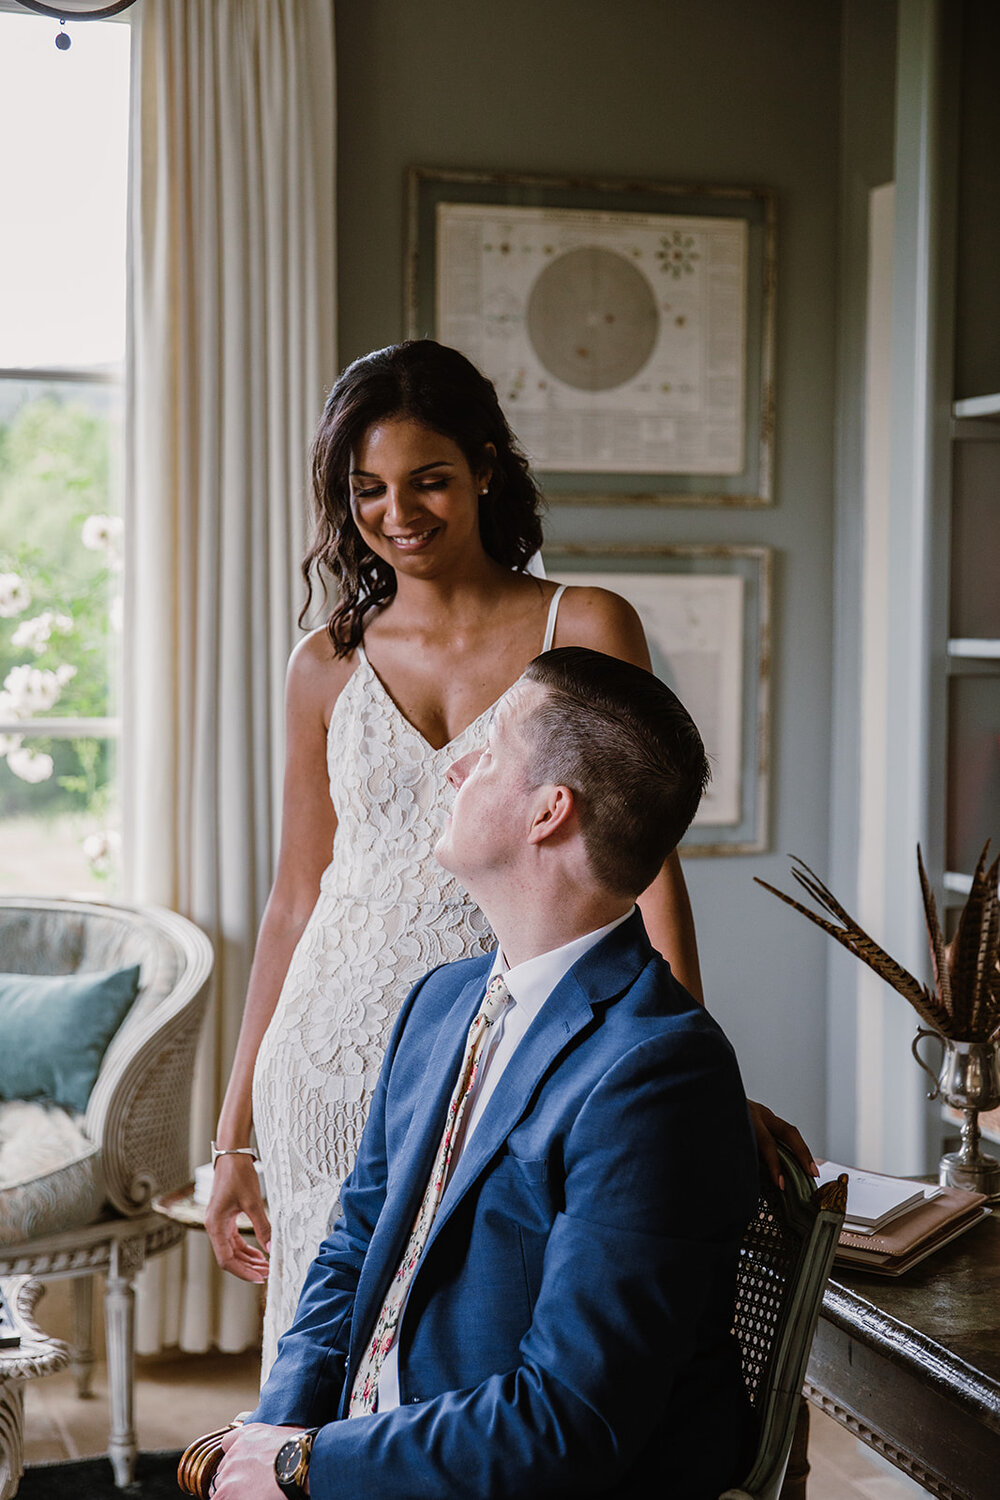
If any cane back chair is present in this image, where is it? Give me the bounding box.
[721,1144,848,1500]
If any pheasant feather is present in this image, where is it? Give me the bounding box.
[756,843,1000,1043]
[755,864,950,1034]
[917,845,953,1019]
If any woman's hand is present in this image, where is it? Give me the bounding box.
[748,1100,818,1191]
[205,1155,271,1282]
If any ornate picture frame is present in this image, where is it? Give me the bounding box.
[406,167,776,507]
[545,544,772,855]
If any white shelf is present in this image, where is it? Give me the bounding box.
[943,870,973,895]
[947,638,1000,659]
[953,392,1000,419]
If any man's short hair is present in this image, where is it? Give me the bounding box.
[522,647,710,897]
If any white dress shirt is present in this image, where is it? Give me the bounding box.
[377,906,635,1411]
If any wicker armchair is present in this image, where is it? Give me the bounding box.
[721,1144,847,1500]
[0,896,213,1487]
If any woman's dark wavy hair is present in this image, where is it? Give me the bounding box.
[300,340,545,655]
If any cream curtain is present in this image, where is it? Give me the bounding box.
[123,0,337,1354]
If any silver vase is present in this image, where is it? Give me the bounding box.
[912,1029,1000,1199]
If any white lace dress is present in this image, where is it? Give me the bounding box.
[252,585,561,1375]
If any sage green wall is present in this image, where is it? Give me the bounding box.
[336,0,842,1146]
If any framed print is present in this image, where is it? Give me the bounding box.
[406,168,776,506]
[545,545,772,855]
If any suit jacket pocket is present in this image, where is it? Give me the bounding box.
[499,1147,554,1215]
[497,1150,553,1310]
[504,1149,549,1184]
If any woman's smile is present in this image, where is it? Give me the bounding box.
[385,526,440,552]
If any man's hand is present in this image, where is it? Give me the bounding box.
[747,1100,818,1191]
[212,1422,301,1498]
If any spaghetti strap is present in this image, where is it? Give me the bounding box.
[542,584,568,653]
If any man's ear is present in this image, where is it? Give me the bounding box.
[526,783,575,844]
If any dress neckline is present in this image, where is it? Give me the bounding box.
[352,583,567,754]
[354,645,501,754]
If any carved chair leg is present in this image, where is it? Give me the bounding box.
[105,1240,144,1487]
[70,1274,95,1399]
[0,1381,25,1500]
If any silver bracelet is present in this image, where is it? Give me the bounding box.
[211,1142,259,1168]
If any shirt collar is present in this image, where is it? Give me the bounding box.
[487,907,636,1027]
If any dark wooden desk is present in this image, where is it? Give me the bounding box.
[805,1209,1000,1500]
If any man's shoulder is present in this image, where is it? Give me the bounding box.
[571,944,744,1105]
[609,957,739,1054]
[572,922,704,1027]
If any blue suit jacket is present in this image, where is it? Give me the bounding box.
[252,912,759,1498]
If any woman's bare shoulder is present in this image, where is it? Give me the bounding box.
[553,584,650,668]
[287,626,359,724]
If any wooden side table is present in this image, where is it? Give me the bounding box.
[0,1278,69,1500]
[152,1184,255,1235]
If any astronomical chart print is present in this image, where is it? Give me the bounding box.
[436,202,748,475]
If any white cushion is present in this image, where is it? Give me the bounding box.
[0,1100,103,1245]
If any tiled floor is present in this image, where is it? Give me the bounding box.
[20,1350,932,1497]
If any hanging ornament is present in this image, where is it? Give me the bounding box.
[13,2,142,52]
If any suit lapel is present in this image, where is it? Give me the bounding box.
[348,966,487,1370]
[421,912,653,1253]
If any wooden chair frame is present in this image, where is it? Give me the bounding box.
[721,1144,847,1500]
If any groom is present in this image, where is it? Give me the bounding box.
[212,647,759,1499]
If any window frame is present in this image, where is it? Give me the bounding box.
[0,4,131,884]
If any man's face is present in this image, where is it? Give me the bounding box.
[435,680,544,886]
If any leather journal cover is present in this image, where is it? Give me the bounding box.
[835,1185,989,1275]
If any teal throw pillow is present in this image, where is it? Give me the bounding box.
[0,965,141,1113]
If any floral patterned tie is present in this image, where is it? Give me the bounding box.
[348,973,513,1416]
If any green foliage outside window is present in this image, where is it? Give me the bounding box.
[0,388,120,834]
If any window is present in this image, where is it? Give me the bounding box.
[0,10,131,894]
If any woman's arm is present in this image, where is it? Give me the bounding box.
[637,851,704,1003]
[205,632,347,1281]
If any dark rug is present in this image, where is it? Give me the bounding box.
[17,1450,183,1498]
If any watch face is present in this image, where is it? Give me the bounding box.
[275,1438,304,1485]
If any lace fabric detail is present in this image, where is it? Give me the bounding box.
[252,652,494,1377]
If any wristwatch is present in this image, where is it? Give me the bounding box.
[273,1427,320,1498]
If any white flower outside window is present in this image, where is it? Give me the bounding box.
[2,663,75,718]
[6,746,54,784]
[11,611,73,654]
[81,514,124,570]
[82,829,121,876]
[0,573,32,618]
